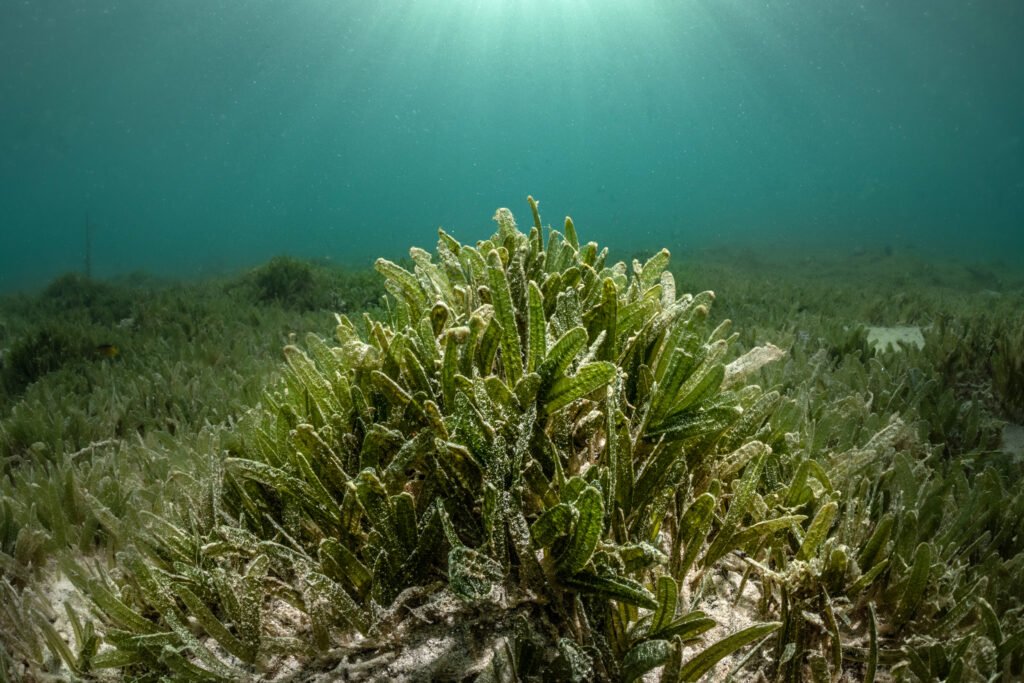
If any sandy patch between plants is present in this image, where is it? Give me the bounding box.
[1002,423,1024,460]
[866,326,924,351]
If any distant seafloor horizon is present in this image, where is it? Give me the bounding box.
[2,0,1022,292]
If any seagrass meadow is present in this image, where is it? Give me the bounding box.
[1,199,1023,682]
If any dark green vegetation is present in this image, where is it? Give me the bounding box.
[0,201,1022,682]
[234,255,387,312]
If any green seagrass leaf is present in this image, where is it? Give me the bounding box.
[531,503,577,549]
[527,195,542,230]
[797,500,838,561]
[616,298,659,347]
[172,585,254,664]
[558,244,580,279]
[652,613,716,642]
[622,639,671,683]
[393,491,418,554]
[370,369,412,409]
[712,440,770,483]
[459,245,490,290]
[550,637,593,683]
[865,602,878,683]
[730,515,807,554]
[545,230,565,275]
[441,333,459,409]
[400,344,433,399]
[449,390,493,463]
[35,609,86,677]
[449,546,504,602]
[542,361,616,415]
[660,637,683,683]
[650,308,700,383]
[540,271,564,316]
[583,277,618,362]
[639,249,670,290]
[487,250,524,385]
[358,424,405,471]
[564,216,580,250]
[894,542,932,628]
[478,316,503,374]
[538,326,588,388]
[997,625,1024,670]
[561,571,658,609]
[857,512,894,572]
[632,441,685,524]
[647,348,695,428]
[651,575,679,634]
[304,333,349,396]
[513,372,542,408]
[660,270,676,307]
[556,486,605,575]
[604,383,633,514]
[225,458,324,519]
[823,593,842,676]
[643,404,740,442]
[678,622,781,682]
[437,228,465,273]
[668,358,726,417]
[526,281,546,373]
[703,449,769,567]
[552,287,584,339]
[293,423,351,490]
[394,503,444,588]
[676,493,716,583]
[782,459,813,509]
[484,375,516,411]
[507,500,547,591]
[619,541,669,573]
[560,475,590,505]
[284,345,342,419]
[159,645,234,682]
[290,449,343,530]
[375,258,427,319]
[434,438,484,496]
[350,469,391,533]
[719,390,781,452]
[301,567,370,635]
[319,538,371,599]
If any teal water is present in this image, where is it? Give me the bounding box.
[2,1,1022,290]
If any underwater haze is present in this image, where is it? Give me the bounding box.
[2,0,1023,291]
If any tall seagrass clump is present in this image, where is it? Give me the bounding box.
[60,199,786,681]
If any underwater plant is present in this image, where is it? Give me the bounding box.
[9,200,1020,682]
[39,272,136,325]
[241,255,387,314]
[53,199,793,680]
[0,328,82,396]
[251,255,319,310]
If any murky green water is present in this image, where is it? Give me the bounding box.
[2,0,1022,290]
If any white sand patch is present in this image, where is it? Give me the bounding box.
[637,566,772,683]
[303,589,521,682]
[724,343,787,388]
[688,568,770,682]
[31,562,121,682]
[866,326,924,351]
[47,574,85,644]
[1001,423,1024,459]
